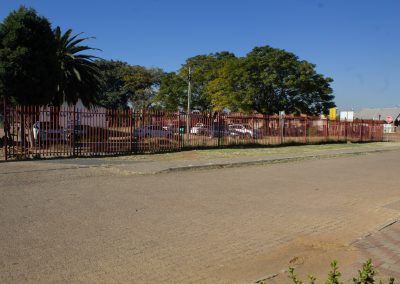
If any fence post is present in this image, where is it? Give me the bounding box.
[304,117,307,144]
[326,119,329,141]
[177,110,181,149]
[252,114,255,143]
[20,105,25,159]
[3,96,7,161]
[72,105,76,157]
[129,109,133,154]
[266,114,269,145]
[217,112,221,148]
[279,112,284,145]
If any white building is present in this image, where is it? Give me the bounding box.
[39,99,108,128]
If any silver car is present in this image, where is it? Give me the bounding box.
[134,125,173,139]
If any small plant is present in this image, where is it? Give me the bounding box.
[288,266,304,284]
[353,259,376,284]
[326,260,343,284]
[287,259,395,284]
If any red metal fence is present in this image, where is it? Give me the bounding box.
[2,106,385,160]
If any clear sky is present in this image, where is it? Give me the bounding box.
[1,0,399,110]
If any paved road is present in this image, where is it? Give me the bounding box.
[1,151,400,283]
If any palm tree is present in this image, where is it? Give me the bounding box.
[54,26,102,107]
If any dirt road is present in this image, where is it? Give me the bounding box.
[1,151,400,283]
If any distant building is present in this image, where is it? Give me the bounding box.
[354,107,400,126]
[39,99,108,128]
[339,111,354,122]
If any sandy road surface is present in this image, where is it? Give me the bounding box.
[1,151,400,283]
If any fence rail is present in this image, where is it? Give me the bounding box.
[2,106,385,160]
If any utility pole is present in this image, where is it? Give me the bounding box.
[186,66,192,138]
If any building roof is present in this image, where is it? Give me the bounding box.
[354,107,400,122]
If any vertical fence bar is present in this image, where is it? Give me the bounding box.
[117,109,121,154]
[111,109,115,154]
[61,106,64,157]
[16,106,19,157]
[326,119,329,142]
[82,107,85,156]
[72,105,76,157]
[98,108,102,155]
[112,109,114,154]
[89,107,93,156]
[25,106,33,158]
[22,105,25,159]
[360,120,363,142]
[3,98,7,161]
[96,108,99,155]
[52,106,55,156]
[14,106,17,158]
[105,109,108,155]
[37,105,40,157]
[44,106,48,157]
[99,108,103,155]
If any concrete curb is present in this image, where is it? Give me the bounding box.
[154,148,398,175]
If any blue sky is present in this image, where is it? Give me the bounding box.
[1,0,399,110]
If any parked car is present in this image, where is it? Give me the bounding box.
[33,121,65,143]
[64,125,86,143]
[134,125,173,139]
[228,124,261,138]
[190,123,209,135]
[208,123,230,138]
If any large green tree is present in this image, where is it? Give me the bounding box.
[209,46,335,115]
[178,52,236,111]
[95,60,165,109]
[155,72,187,111]
[0,6,58,105]
[53,26,101,107]
[123,65,164,109]
[95,60,130,109]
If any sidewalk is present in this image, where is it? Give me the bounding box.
[38,142,400,175]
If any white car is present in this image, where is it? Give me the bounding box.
[190,123,208,135]
[134,125,173,139]
[228,124,260,138]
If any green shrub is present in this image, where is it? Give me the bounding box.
[286,259,395,284]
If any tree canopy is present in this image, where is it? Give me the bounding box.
[123,65,163,110]
[0,6,101,107]
[155,47,334,115]
[0,6,58,105]
[95,60,130,109]
[95,59,164,109]
[208,46,335,115]
[178,52,236,111]
[155,72,187,111]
